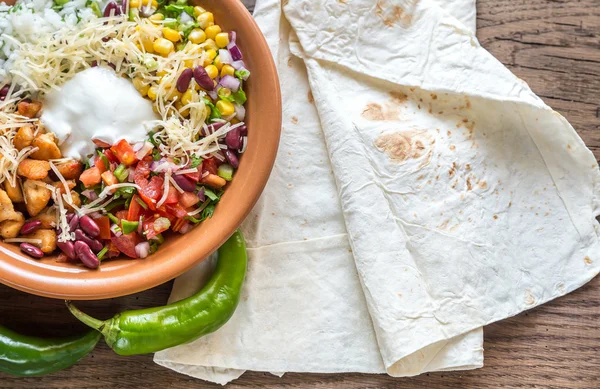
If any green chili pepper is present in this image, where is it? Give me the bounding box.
[66,230,247,356]
[121,220,139,234]
[0,325,100,377]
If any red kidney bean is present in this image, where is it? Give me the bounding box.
[0,85,9,97]
[79,215,100,238]
[173,174,196,192]
[239,125,247,136]
[201,122,224,137]
[225,149,239,168]
[74,241,100,269]
[57,241,76,260]
[68,214,80,231]
[20,243,44,259]
[193,66,214,91]
[176,68,193,93]
[121,0,128,13]
[74,229,103,253]
[103,1,121,16]
[20,220,42,235]
[225,127,241,149]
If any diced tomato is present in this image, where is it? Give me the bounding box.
[127,195,145,221]
[94,154,108,173]
[179,191,200,208]
[106,242,121,258]
[136,176,163,211]
[165,185,179,204]
[166,203,188,218]
[111,139,138,166]
[80,167,102,188]
[103,149,120,165]
[93,216,111,240]
[134,158,152,180]
[110,232,140,258]
[101,170,118,187]
[115,210,129,222]
[202,158,218,175]
[184,167,201,182]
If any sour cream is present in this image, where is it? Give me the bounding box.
[41,67,158,159]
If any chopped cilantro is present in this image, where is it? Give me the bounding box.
[232,86,247,105]
[190,155,203,168]
[203,187,219,201]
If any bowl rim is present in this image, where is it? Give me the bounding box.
[0,0,281,300]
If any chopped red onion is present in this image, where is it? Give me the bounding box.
[234,103,245,121]
[218,49,233,64]
[81,189,98,201]
[135,242,150,259]
[207,89,218,100]
[228,44,243,61]
[173,174,196,192]
[179,12,193,24]
[110,224,122,237]
[229,31,236,44]
[103,1,122,16]
[135,141,154,160]
[196,186,205,202]
[140,4,155,17]
[151,159,180,173]
[231,60,245,70]
[219,75,240,92]
[127,168,136,182]
[179,223,193,234]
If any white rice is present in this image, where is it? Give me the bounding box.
[0,0,101,85]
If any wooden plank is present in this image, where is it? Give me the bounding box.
[1,0,599,388]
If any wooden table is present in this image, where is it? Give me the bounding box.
[1,0,599,387]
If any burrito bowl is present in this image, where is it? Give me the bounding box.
[0,0,281,299]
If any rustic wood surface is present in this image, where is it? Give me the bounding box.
[1,0,599,388]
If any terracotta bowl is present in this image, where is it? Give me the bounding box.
[0,0,281,300]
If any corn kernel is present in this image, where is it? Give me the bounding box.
[219,87,232,98]
[153,38,174,56]
[197,12,214,29]
[204,25,221,40]
[204,39,217,51]
[157,69,167,77]
[188,29,206,44]
[129,0,140,8]
[230,118,240,124]
[181,89,197,105]
[220,64,235,78]
[149,13,164,22]
[162,27,181,42]
[147,85,158,100]
[183,59,195,68]
[213,55,223,70]
[141,0,151,5]
[193,6,206,17]
[215,32,229,48]
[205,65,218,79]
[141,35,155,53]
[203,49,217,66]
[151,0,157,7]
[216,99,235,116]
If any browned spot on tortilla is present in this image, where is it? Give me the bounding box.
[525,290,535,306]
[478,180,487,189]
[375,1,415,27]
[438,111,444,114]
[508,202,512,207]
[417,104,421,109]
[447,130,452,136]
[287,57,293,67]
[465,164,471,171]
[361,103,400,121]
[493,214,498,220]
[437,219,449,229]
[466,177,472,191]
[448,161,457,177]
[409,87,415,92]
[435,175,439,180]
[462,118,469,123]
[338,0,348,3]
[431,93,438,100]
[456,123,462,128]
[466,121,476,134]
[465,98,471,109]
[417,174,424,180]
[584,256,593,264]
[374,131,432,163]
[291,116,299,124]
[428,107,433,114]
[389,92,408,104]
[307,91,314,104]
[567,144,572,150]
[449,145,456,151]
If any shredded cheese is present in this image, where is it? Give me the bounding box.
[156,173,171,208]
[3,238,43,245]
[187,199,210,216]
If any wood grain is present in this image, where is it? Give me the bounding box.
[1,0,599,388]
